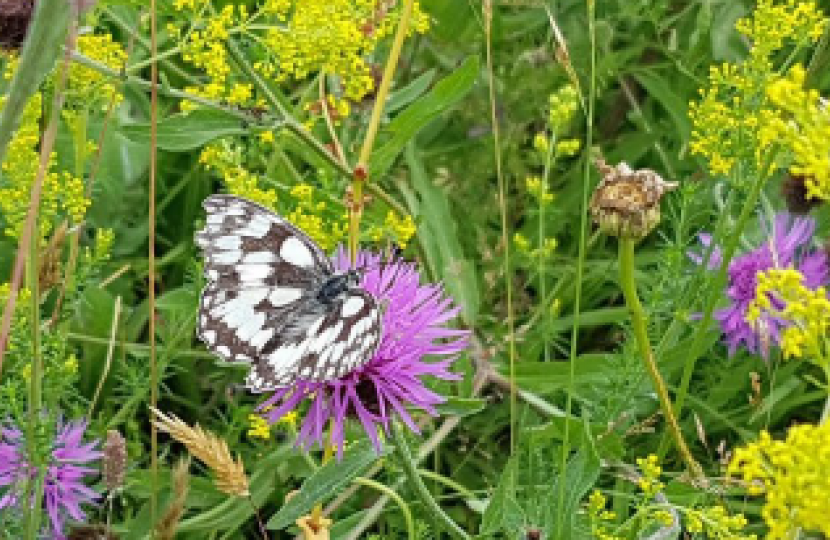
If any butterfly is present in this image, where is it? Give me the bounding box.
[195,195,383,392]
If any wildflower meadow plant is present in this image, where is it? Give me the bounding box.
[689,213,828,357]
[0,419,101,538]
[259,247,468,454]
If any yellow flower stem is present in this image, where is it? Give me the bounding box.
[619,238,703,480]
[390,422,470,539]
[350,0,416,261]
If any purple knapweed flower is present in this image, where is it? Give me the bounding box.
[0,419,102,539]
[689,213,828,357]
[260,248,469,454]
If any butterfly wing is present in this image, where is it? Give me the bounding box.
[244,289,383,392]
[195,195,332,366]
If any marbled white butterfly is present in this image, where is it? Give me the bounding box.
[195,195,382,392]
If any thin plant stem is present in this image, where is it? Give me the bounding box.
[245,496,270,540]
[149,0,160,527]
[390,422,470,540]
[484,0,517,456]
[18,11,76,539]
[353,477,417,540]
[349,0,415,260]
[556,1,594,537]
[619,239,703,478]
[660,163,769,457]
[88,296,122,418]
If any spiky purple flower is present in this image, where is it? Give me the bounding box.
[260,248,469,454]
[0,419,102,539]
[689,213,828,356]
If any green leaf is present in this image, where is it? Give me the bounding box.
[267,440,386,530]
[405,143,480,324]
[480,455,524,535]
[385,69,436,113]
[176,446,290,533]
[121,109,249,152]
[631,70,692,142]
[544,451,601,538]
[370,56,479,179]
[0,0,69,164]
[436,397,486,417]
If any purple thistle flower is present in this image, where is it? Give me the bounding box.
[0,419,102,539]
[689,213,828,357]
[260,248,469,454]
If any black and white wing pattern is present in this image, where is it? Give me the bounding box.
[195,195,383,392]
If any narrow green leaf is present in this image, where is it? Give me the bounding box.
[385,69,436,113]
[0,0,69,164]
[405,144,480,324]
[436,397,486,417]
[267,440,386,530]
[370,56,479,179]
[176,447,290,533]
[121,109,250,152]
[631,70,692,142]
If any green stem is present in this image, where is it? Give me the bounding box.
[558,0,594,536]
[390,422,470,540]
[348,0,415,260]
[353,477,417,540]
[660,164,768,457]
[619,239,702,479]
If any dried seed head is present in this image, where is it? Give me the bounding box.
[589,159,677,240]
[0,0,33,50]
[103,429,127,492]
[781,173,822,214]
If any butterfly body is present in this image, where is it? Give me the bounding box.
[196,195,382,392]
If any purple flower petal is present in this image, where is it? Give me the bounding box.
[690,213,829,357]
[259,247,469,455]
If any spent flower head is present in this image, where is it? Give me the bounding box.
[589,159,677,241]
[689,213,828,357]
[259,248,468,454]
[0,418,101,538]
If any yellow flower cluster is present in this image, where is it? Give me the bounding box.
[729,424,830,538]
[382,211,416,248]
[746,267,829,362]
[179,5,239,107]
[587,490,620,540]
[199,143,278,209]
[548,84,579,134]
[525,176,554,205]
[287,183,347,251]
[689,0,826,177]
[555,139,581,157]
[247,414,271,440]
[173,0,429,111]
[69,34,128,106]
[764,64,830,200]
[0,93,90,239]
[260,0,429,102]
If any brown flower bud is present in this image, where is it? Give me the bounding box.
[589,159,677,240]
[103,429,127,492]
[0,0,33,50]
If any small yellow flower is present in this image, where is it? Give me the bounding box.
[247,414,271,441]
